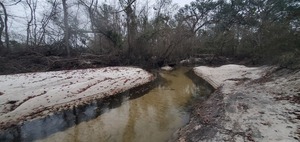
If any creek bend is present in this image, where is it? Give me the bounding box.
[3,67,213,142]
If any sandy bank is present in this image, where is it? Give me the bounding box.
[193,64,266,89]
[0,67,154,130]
[178,64,300,142]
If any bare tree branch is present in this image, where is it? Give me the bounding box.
[5,0,22,6]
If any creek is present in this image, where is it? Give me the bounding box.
[2,67,213,142]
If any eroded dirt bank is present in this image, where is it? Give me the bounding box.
[177,65,300,142]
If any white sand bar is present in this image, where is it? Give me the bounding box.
[194,64,266,89]
[0,67,154,128]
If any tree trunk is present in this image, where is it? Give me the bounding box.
[123,0,137,56]
[80,0,97,46]
[62,0,70,57]
[33,1,38,46]
[26,0,34,48]
[0,2,9,53]
[0,13,4,49]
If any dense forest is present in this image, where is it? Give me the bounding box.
[0,0,299,74]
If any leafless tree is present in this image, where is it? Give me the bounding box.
[62,0,70,57]
[25,0,36,47]
[119,0,137,55]
[0,10,4,49]
[79,0,97,41]
[0,2,9,52]
[37,0,59,46]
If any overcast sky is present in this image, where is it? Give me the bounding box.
[173,0,193,6]
[5,0,195,41]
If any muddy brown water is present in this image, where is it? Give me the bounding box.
[0,67,213,142]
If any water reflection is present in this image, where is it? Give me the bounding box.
[36,68,211,142]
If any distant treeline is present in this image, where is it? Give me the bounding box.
[0,0,299,68]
